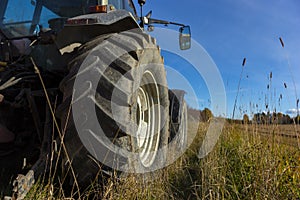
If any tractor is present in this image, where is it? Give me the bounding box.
[0,0,190,198]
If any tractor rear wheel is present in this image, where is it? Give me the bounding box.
[168,90,188,159]
[58,30,169,186]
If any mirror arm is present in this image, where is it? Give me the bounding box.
[147,18,186,27]
[169,21,186,27]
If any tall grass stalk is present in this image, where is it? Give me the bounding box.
[232,58,246,119]
[278,37,300,148]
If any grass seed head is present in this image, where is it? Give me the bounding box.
[279,37,285,48]
[242,58,246,67]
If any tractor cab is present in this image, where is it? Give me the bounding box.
[0,0,138,65]
[0,0,135,39]
[0,0,190,53]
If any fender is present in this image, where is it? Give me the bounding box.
[55,10,140,50]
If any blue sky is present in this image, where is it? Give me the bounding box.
[4,0,300,119]
[142,0,300,119]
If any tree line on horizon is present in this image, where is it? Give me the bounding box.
[249,112,300,125]
[187,106,300,125]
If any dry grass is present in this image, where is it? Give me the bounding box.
[20,121,300,199]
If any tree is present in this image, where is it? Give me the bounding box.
[201,108,213,122]
[276,112,283,124]
[243,114,250,124]
[295,115,300,125]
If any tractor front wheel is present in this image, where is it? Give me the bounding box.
[58,30,170,186]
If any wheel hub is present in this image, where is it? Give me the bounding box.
[136,71,161,167]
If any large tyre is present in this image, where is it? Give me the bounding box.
[58,30,169,186]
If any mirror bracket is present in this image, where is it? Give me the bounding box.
[142,17,192,50]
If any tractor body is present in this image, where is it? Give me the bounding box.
[0,0,190,198]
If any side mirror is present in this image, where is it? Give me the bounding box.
[179,26,191,50]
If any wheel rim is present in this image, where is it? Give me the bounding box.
[136,70,161,167]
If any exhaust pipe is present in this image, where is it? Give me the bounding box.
[90,0,108,13]
[98,0,108,6]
